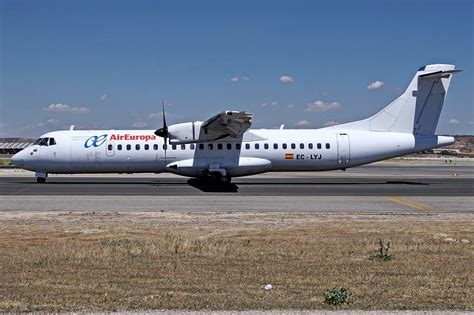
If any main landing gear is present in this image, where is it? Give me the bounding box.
[209,173,232,184]
[207,171,232,184]
[221,174,232,184]
[205,166,232,184]
[35,172,48,183]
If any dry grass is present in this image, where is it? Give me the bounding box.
[0,211,472,312]
[0,158,13,167]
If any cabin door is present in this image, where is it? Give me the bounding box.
[337,133,350,165]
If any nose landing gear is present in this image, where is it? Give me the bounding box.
[35,172,48,183]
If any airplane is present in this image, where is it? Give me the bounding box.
[11,64,461,183]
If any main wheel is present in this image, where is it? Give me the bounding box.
[36,177,46,183]
[208,173,231,184]
[221,175,232,184]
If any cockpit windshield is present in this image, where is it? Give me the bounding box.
[33,137,56,146]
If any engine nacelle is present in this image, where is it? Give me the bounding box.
[168,122,203,144]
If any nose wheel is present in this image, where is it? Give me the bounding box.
[35,172,48,183]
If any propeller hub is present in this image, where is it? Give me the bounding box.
[155,127,167,137]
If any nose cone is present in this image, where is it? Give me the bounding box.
[11,151,24,167]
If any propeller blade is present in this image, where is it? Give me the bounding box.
[162,99,167,132]
[154,100,169,146]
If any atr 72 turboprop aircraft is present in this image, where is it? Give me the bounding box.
[12,64,460,183]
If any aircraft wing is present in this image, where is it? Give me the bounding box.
[201,111,253,139]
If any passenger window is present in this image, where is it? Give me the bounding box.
[144,144,149,150]
[163,144,167,150]
[326,143,330,149]
[273,143,278,149]
[300,143,304,149]
[172,145,177,150]
[282,143,287,149]
[317,143,322,149]
[199,144,204,150]
[208,143,213,150]
[181,144,186,150]
[117,144,122,150]
[291,143,296,149]
[255,143,259,150]
[245,143,250,150]
[236,143,241,150]
[227,143,232,150]
[108,144,113,151]
[190,144,195,150]
[309,143,313,149]
[264,143,269,149]
[153,144,158,150]
[126,144,131,150]
[136,144,140,150]
[217,143,223,150]
[49,138,56,146]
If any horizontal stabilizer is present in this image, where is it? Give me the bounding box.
[419,69,462,80]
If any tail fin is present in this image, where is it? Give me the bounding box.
[343,64,461,135]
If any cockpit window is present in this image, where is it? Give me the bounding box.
[33,137,55,146]
[39,138,49,146]
[33,138,43,145]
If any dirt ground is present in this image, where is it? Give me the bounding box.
[0,211,472,312]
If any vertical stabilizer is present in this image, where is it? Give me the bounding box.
[340,64,460,135]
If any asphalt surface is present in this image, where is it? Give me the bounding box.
[0,164,472,212]
[0,165,472,196]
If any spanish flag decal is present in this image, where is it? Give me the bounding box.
[284,153,294,160]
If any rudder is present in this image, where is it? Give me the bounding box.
[412,65,458,134]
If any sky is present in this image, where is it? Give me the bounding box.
[0,0,473,137]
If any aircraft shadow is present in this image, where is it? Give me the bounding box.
[12,179,428,187]
[187,178,239,192]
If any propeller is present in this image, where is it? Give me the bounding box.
[154,100,168,145]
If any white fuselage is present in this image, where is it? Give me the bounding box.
[11,63,460,181]
[12,128,454,178]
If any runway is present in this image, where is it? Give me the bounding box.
[0,163,472,212]
[1,164,472,196]
[0,172,472,196]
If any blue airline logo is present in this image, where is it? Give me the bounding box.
[84,134,108,148]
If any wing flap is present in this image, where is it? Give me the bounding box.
[202,111,252,138]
